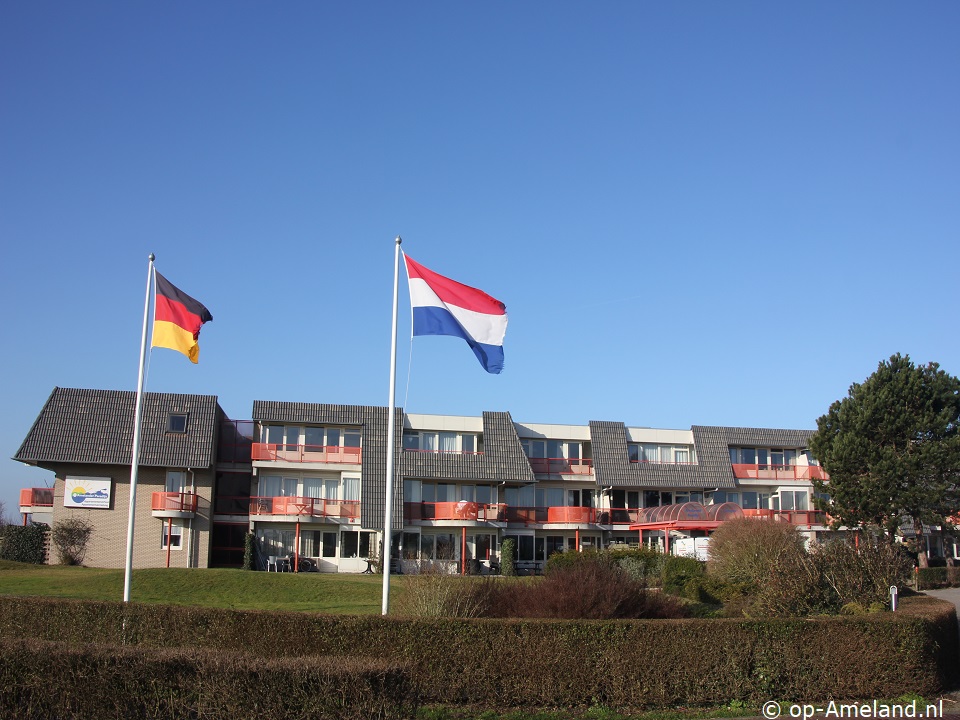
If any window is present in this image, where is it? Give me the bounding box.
[258,475,297,497]
[503,533,535,561]
[630,443,695,464]
[343,475,360,502]
[161,522,182,549]
[341,531,359,558]
[775,490,809,511]
[167,413,188,433]
[403,431,477,453]
[322,532,337,558]
[166,470,187,493]
[305,426,325,450]
[521,439,582,459]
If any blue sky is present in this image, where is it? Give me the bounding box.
[2,2,958,518]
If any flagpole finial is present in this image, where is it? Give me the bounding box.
[395,236,402,245]
[148,253,155,262]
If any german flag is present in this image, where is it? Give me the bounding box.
[152,271,213,364]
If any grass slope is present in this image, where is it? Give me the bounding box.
[0,560,388,613]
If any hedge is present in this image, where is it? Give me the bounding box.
[0,637,416,720]
[917,566,960,589]
[0,594,956,710]
[0,523,48,564]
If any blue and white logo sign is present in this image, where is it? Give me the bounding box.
[63,477,112,509]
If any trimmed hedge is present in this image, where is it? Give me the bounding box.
[917,566,960,589]
[0,594,956,709]
[0,523,48,564]
[0,637,416,720]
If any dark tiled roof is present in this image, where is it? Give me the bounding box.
[400,411,536,483]
[14,387,220,469]
[589,421,815,489]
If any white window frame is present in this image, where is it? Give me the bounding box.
[161,521,183,550]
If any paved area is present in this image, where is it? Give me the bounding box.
[925,587,960,610]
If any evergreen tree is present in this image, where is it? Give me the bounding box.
[810,354,960,566]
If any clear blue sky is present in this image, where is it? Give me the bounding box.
[2,2,958,518]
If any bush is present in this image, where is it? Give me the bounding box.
[500,538,516,577]
[242,532,254,570]
[51,518,93,565]
[394,565,491,618]
[816,538,913,605]
[474,552,690,620]
[918,567,948,589]
[707,518,806,587]
[662,555,705,596]
[0,523,48,564]
[0,637,416,720]
[0,595,955,709]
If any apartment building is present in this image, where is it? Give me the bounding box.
[16,388,828,571]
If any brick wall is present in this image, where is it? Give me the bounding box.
[46,464,214,569]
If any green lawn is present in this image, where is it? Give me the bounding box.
[0,559,393,613]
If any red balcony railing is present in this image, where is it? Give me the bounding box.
[251,443,362,464]
[402,448,485,456]
[527,457,594,475]
[742,508,828,526]
[151,492,198,513]
[731,464,828,481]
[249,496,360,520]
[19,488,53,508]
[404,501,506,522]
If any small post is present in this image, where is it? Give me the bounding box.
[890,585,898,612]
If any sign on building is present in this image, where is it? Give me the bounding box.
[63,476,112,509]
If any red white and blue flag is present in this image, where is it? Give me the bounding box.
[403,253,508,374]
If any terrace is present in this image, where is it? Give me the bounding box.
[527,457,594,475]
[251,443,362,465]
[731,463,828,481]
[250,496,360,521]
[151,491,198,518]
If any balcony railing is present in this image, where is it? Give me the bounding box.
[404,502,506,522]
[731,464,828,481]
[251,443,362,465]
[250,496,360,520]
[151,492,198,513]
[402,448,485,456]
[527,457,594,475]
[403,502,600,525]
[19,488,53,508]
[742,508,828,526]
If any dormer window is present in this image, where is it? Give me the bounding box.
[168,413,188,433]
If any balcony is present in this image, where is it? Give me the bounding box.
[742,508,828,527]
[151,491,198,518]
[731,463,828,481]
[251,443,362,465]
[249,496,360,521]
[404,501,505,523]
[527,457,594,475]
[19,488,53,511]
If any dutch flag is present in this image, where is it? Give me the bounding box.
[403,253,508,374]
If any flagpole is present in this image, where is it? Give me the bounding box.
[382,236,401,615]
[123,253,155,603]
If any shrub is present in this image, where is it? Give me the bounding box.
[918,567,948,590]
[707,518,806,587]
[242,532,254,571]
[662,555,705,596]
[816,538,913,605]
[51,518,93,565]
[477,553,690,620]
[395,565,491,618]
[0,523,48,564]
[500,538,516,577]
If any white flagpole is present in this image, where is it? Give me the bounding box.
[123,253,155,603]
[382,236,402,615]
